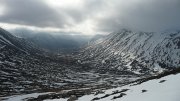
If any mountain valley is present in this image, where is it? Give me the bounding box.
[0,28,179,101]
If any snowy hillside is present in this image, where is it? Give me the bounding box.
[77,69,180,101]
[79,29,180,75]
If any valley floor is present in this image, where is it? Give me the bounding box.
[1,70,180,101]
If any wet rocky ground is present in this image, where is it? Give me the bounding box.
[0,52,139,99]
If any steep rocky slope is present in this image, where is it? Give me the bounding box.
[79,29,180,75]
[0,28,41,54]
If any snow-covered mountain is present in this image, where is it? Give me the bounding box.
[79,29,180,75]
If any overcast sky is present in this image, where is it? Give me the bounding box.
[0,0,180,35]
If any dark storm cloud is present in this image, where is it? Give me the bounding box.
[96,0,180,32]
[0,0,103,30]
[0,0,180,34]
[0,0,68,28]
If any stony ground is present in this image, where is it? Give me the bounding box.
[0,52,139,98]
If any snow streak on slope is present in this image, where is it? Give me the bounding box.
[80,29,180,74]
[77,73,180,101]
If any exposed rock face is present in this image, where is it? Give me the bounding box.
[79,29,180,75]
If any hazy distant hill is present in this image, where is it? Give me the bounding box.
[11,29,92,53]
